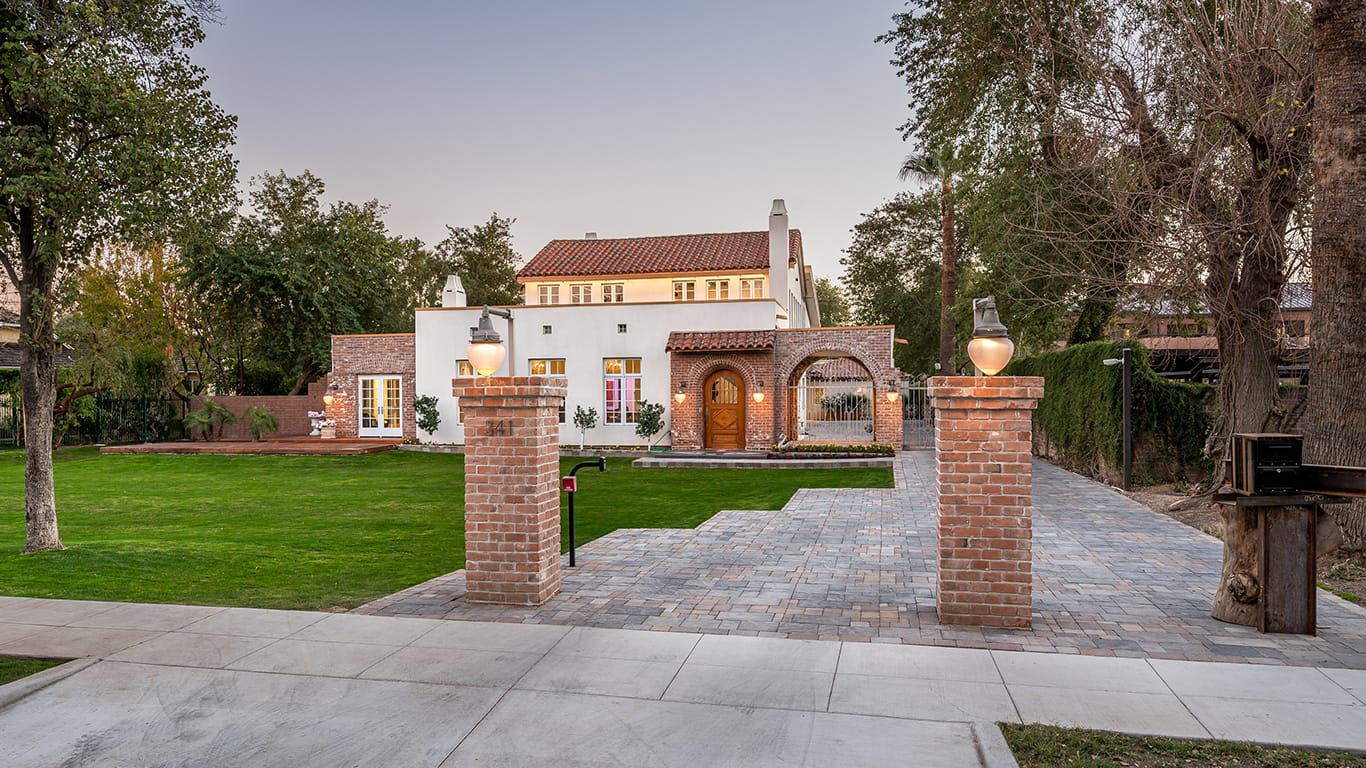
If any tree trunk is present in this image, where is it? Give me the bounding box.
[1304,0,1366,547]
[938,178,957,372]
[18,232,62,554]
[1211,506,1260,625]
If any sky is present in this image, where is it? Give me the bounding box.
[191,0,917,283]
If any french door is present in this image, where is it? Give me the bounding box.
[358,376,402,438]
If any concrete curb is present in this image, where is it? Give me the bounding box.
[972,723,1021,768]
[0,657,99,713]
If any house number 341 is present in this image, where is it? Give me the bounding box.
[490,420,511,436]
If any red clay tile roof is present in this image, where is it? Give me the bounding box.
[665,330,776,353]
[806,357,873,381]
[519,230,801,279]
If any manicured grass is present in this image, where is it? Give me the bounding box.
[0,657,65,686]
[0,448,889,610]
[1003,724,1366,767]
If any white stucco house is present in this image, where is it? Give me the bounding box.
[327,200,903,449]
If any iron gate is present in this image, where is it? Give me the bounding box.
[902,378,933,449]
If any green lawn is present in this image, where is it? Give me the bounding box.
[0,657,65,686]
[0,447,890,610]
[1003,724,1366,767]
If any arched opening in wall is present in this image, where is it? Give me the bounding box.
[787,355,875,444]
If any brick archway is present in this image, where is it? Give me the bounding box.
[773,327,901,446]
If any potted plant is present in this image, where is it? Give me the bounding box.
[634,400,667,451]
[318,418,337,440]
[307,410,326,436]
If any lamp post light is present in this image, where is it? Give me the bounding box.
[967,296,1014,376]
[467,306,515,377]
[1103,347,1133,491]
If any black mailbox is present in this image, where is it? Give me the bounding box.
[1231,433,1303,495]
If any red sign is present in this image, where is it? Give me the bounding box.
[561,476,577,493]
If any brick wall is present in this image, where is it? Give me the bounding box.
[930,375,1044,629]
[453,376,567,606]
[773,327,901,445]
[669,351,777,450]
[189,381,326,440]
[327,334,417,440]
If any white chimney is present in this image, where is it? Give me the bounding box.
[584,232,598,240]
[441,275,467,308]
[768,199,789,305]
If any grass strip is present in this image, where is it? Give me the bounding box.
[1002,723,1366,767]
[0,657,65,686]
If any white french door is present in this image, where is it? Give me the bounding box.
[358,376,403,438]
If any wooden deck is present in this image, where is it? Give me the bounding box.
[100,438,401,456]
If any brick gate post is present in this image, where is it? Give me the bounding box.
[929,376,1045,628]
[451,376,567,605]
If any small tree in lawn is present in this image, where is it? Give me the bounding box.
[634,400,666,450]
[413,395,441,437]
[573,406,597,450]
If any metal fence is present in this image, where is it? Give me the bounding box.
[902,378,933,449]
[790,381,875,442]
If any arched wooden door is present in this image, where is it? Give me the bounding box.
[704,370,746,449]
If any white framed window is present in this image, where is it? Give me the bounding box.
[740,277,764,298]
[673,281,696,301]
[571,284,592,304]
[455,359,474,423]
[604,358,642,424]
[538,284,560,305]
[602,283,624,303]
[530,359,567,422]
[707,279,730,300]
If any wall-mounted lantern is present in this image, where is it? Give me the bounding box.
[752,380,765,403]
[322,382,340,407]
[885,379,900,403]
[467,306,514,377]
[967,296,1014,376]
[674,382,687,404]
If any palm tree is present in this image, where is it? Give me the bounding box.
[899,146,958,373]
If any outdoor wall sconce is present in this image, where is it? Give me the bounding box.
[752,380,765,403]
[467,306,514,377]
[674,382,687,404]
[322,382,339,407]
[886,380,900,403]
[967,296,1014,376]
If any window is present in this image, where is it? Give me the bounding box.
[707,280,730,300]
[542,325,553,335]
[602,283,624,303]
[617,323,627,334]
[740,278,764,298]
[673,281,696,301]
[530,359,567,422]
[455,360,474,423]
[604,358,642,424]
[538,285,560,305]
[571,284,592,304]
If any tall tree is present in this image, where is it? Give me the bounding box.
[813,277,852,326]
[425,215,524,307]
[899,146,959,371]
[1303,0,1366,545]
[0,0,236,553]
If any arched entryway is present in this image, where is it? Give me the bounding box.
[703,369,746,449]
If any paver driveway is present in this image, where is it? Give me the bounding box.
[359,453,1366,668]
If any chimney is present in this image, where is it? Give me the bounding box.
[441,274,467,308]
[768,199,789,305]
[584,232,598,240]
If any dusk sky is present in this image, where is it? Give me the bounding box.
[192,1,916,283]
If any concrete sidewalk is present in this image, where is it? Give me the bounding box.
[2,598,1366,766]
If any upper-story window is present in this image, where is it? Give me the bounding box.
[570,284,592,304]
[673,281,696,301]
[538,285,560,305]
[740,278,764,299]
[707,280,730,300]
[602,283,624,303]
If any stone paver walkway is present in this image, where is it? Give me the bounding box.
[358,452,1366,669]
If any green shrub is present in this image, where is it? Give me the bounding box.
[634,400,666,447]
[1005,341,1213,484]
[241,406,279,441]
[183,398,237,441]
[413,395,441,435]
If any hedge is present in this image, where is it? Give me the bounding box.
[1005,341,1213,484]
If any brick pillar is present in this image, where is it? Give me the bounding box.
[452,376,567,606]
[929,376,1044,628]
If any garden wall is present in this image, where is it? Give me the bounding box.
[1006,341,1214,484]
[190,381,327,440]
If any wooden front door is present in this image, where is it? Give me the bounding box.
[704,370,746,450]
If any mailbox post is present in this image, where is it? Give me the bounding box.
[563,458,606,567]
